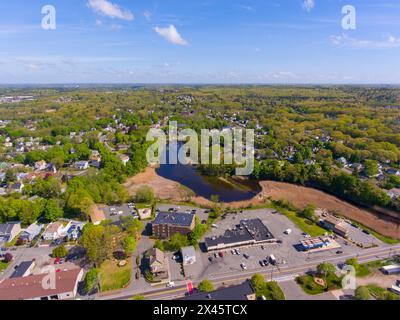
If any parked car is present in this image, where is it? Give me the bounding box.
[208,256,213,262]
[240,263,247,270]
[263,260,269,266]
[218,252,224,258]
[259,260,265,267]
[166,282,175,288]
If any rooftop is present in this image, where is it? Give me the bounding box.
[205,219,274,248]
[0,221,21,235]
[153,212,195,227]
[181,280,255,301]
[10,261,35,278]
[0,268,82,300]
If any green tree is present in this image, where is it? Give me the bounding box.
[301,204,316,221]
[316,262,336,277]
[43,199,63,222]
[80,224,112,266]
[123,236,137,256]
[355,286,371,300]
[135,186,154,203]
[197,279,214,293]
[52,245,68,258]
[364,160,379,178]
[84,268,99,294]
[251,273,266,292]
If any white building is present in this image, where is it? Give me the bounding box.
[181,246,197,265]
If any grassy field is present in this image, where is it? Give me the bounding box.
[4,232,22,248]
[0,261,9,272]
[365,284,399,300]
[256,281,286,300]
[296,274,342,295]
[99,259,132,292]
[268,203,325,237]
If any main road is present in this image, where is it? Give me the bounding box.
[97,244,400,300]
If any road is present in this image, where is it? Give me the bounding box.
[97,244,400,300]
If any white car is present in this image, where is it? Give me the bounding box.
[240,263,247,270]
[166,282,175,288]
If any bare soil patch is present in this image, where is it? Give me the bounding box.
[259,181,400,239]
[124,169,399,239]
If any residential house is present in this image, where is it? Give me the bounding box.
[149,248,170,281]
[10,182,24,193]
[89,152,102,168]
[89,206,106,226]
[0,268,84,300]
[42,222,64,241]
[34,160,47,171]
[119,154,130,166]
[19,223,43,243]
[10,260,36,278]
[75,161,89,170]
[46,163,57,173]
[386,188,400,200]
[0,222,21,245]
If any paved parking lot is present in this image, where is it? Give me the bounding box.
[101,204,137,221]
[342,221,385,248]
[190,209,362,279]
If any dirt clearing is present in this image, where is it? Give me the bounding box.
[259,181,400,239]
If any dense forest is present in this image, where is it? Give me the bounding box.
[0,85,399,225]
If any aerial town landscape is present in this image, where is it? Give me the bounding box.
[0,0,399,305]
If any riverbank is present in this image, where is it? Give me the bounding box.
[124,168,400,240]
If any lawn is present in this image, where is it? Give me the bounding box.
[269,203,325,237]
[4,232,22,248]
[256,281,285,300]
[346,258,389,278]
[99,259,132,292]
[0,261,9,272]
[366,285,399,300]
[296,274,343,295]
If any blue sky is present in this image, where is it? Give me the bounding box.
[0,0,399,84]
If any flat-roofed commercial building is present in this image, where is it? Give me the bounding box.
[204,219,276,251]
[300,237,331,251]
[381,264,400,275]
[320,216,349,238]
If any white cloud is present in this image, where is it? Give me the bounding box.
[154,25,189,46]
[330,33,400,49]
[302,0,315,12]
[239,5,255,12]
[143,10,152,22]
[88,0,134,21]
